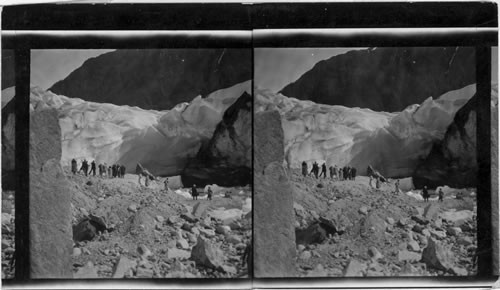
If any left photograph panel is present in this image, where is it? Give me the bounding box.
[28,48,252,278]
[2,49,15,279]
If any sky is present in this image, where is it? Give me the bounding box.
[254,48,366,93]
[31,49,115,90]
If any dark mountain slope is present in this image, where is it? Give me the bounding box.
[280,47,475,112]
[49,49,251,110]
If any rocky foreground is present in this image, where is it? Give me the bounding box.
[1,190,15,279]
[68,172,251,278]
[289,169,477,277]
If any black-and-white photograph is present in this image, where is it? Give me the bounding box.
[26,48,252,278]
[254,46,497,277]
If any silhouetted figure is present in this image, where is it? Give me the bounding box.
[112,164,117,178]
[107,166,112,178]
[207,186,213,201]
[302,161,308,177]
[376,177,381,189]
[351,167,357,180]
[89,160,96,176]
[422,186,429,202]
[71,159,77,175]
[438,188,444,202]
[395,179,400,193]
[191,184,198,200]
[80,159,89,176]
[164,178,169,192]
[121,165,126,178]
[320,163,327,178]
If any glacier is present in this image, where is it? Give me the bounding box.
[28,80,251,176]
[256,84,476,178]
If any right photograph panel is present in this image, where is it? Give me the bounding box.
[254,47,483,277]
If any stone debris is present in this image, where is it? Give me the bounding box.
[421,238,455,271]
[190,236,224,269]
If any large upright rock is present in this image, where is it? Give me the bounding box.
[254,110,296,277]
[30,108,73,278]
[49,49,251,110]
[280,47,475,112]
[413,91,480,188]
[181,92,252,187]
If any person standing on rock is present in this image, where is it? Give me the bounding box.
[320,163,327,178]
[71,158,77,175]
[89,160,96,176]
[80,159,89,176]
[422,186,429,202]
[302,161,308,177]
[351,167,357,180]
[329,165,334,179]
[164,178,169,192]
[207,186,213,201]
[394,179,400,193]
[121,165,126,178]
[438,188,444,202]
[107,165,112,179]
[376,177,380,189]
[112,164,117,178]
[191,184,198,200]
[369,175,373,187]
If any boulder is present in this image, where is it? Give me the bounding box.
[29,108,73,278]
[190,236,224,269]
[368,246,383,261]
[254,111,296,277]
[180,213,199,223]
[398,250,422,262]
[421,237,455,271]
[167,248,190,260]
[457,236,473,246]
[74,262,98,279]
[112,256,137,278]
[215,225,231,235]
[343,259,366,277]
[137,244,152,258]
[359,206,369,215]
[446,227,462,236]
[423,203,440,221]
[430,230,447,240]
[176,239,190,250]
[408,240,420,252]
[192,202,210,218]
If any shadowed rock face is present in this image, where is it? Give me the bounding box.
[30,107,73,278]
[280,47,475,112]
[2,49,15,90]
[49,49,251,110]
[181,92,252,187]
[254,110,297,277]
[412,92,479,189]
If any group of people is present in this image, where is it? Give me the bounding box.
[422,186,444,202]
[190,184,213,201]
[71,158,126,179]
[302,161,357,181]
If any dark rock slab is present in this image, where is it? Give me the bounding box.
[181,92,252,187]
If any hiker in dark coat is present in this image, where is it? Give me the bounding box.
[329,166,334,179]
[313,162,319,179]
[343,166,348,180]
[302,161,308,177]
[191,184,198,200]
[80,159,88,176]
[89,160,96,176]
[107,166,112,179]
[121,165,126,178]
[71,159,77,175]
[207,186,213,201]
[320,163,327,178]
[438,188,444,202]
[422,186,429,202]
[351,167,357,180]
[116,164,121,178]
